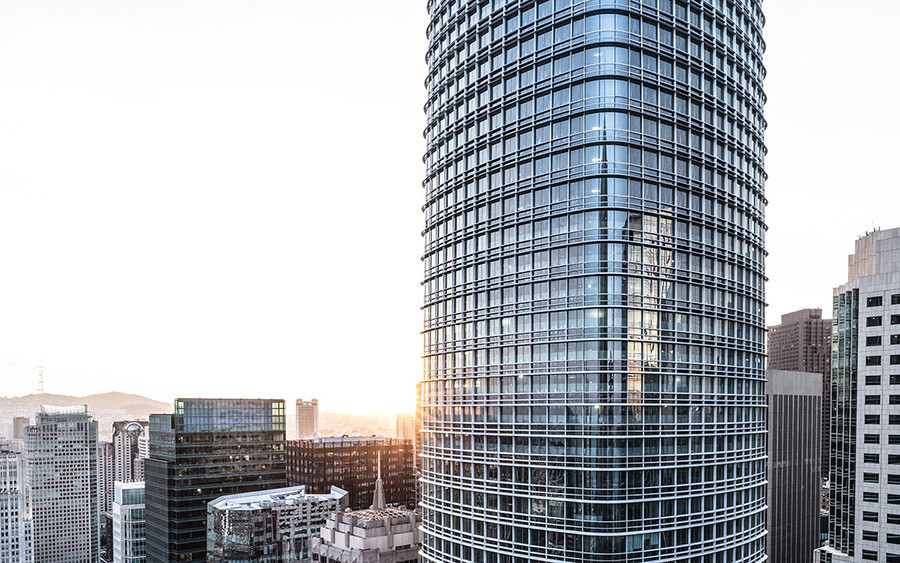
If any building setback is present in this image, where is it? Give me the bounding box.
[767,369,822,563]
[287,437,415,511]
[207,485,348,562]
[420,0,768,560]
[144,398,287,562]
[817,228,900,562]
[24,405,99,563]
[0,449,33,563]
[112,481,145,563]
[768,309,833,479]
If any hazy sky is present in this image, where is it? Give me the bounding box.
[0,1,898,413]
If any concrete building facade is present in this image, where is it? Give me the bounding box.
[296,399,319,439]
[24,405,99,563]
[0,450,33,563]
[112,481,145,563]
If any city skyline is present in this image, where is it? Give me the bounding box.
[0,1,898,418]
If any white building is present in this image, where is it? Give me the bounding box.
[296,398,319,439]
[25,405,99,563]
[0,450,33,563]
[817,228,900,562]
[112,481,145,563]
[112,421,148,484]
[207,485,348,562]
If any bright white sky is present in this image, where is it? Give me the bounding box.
[0,1,898,412]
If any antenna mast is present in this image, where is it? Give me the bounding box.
[37,366,44,394]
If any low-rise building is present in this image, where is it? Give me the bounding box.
[208,485,348,562]
[112,481,145,563]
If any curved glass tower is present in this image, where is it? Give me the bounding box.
[421,0,767,561]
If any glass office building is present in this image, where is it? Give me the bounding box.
[420,0,767,561]
[144,399,287,562]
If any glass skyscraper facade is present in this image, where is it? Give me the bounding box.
[144,398,287,562]
[420,0,767,561]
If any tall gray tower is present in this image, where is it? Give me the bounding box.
[420,0,768,560]
[24,406,99,563]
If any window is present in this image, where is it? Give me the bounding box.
[892,355,900,365]
[892,334,900,345]
[864,473,880,483]
[891,395,900,405]
[869,296,884,307]
[890,494,900,504]
[865,453,881,463]
[868,316,883,327]
[888,513,900,524]
[862,530,879,541]
[867,356,883,366]
[864,492,880,502]
[894,314,900,325]
[890,534,900,545]
[863,511,879,522]
[866,414,882,424]
[890,435,900,445]
[889,474,900,485]
[891,415,900,425]
[865,434,881,444]
[868,335,883,346]
[891,374,900,385]
[866,395,882,405]
[893,294,900,305]
[867,375,882,386]
[863,550,878,561]
[889,455,900,465]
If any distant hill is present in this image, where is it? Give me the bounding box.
[0,392,171,440]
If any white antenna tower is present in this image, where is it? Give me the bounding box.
[37,365,44,394]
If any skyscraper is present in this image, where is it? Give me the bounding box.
[396,413,416,441]
[112,420,149,484]
[421,0,768,561]
[0,449,33,563]
[768,308,833,478]
[24,405,99,563]
[144,398,287,562]
[99,440,115,514]
[766,369,822,563]
[817,228,900,563]
[296,398,319,438]
[12,417,29,441]
[112,481,146,563]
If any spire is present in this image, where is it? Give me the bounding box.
[371,449,386,510]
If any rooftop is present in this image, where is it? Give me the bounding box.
[209,485,347,511]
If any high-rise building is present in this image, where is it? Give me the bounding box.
[767,369,822,563]
[768,308,833,479]
[287,436,415,511]
[396,413,416,441]
[296,398,319,439]
[817,228,900,563]
[12,418,29,441]
[112,421,149,484]
[0,449,33,563]
[420,0,768,560]
[144,398,287,562]
[310,460,420,563]
[24,405,99,563]
[99,440,116,514]
[112,481,146,563]
[207,485,348,562]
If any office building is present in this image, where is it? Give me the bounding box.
[769,309,833,479]
[817,228,900,562]
[207,485,348,562]
[112,420,149,484]
[0,450,33,563]
[420,0,768,560]
[12,418,29,441]
[112,481,146,563]
[310,461,419,563]
[396,414,416,441]
[144,398,287,562]
[99,440,115,513]
[767,369,822,562]
[287,436,415,511]
[24,405,99,562]
[296,399,319,439]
